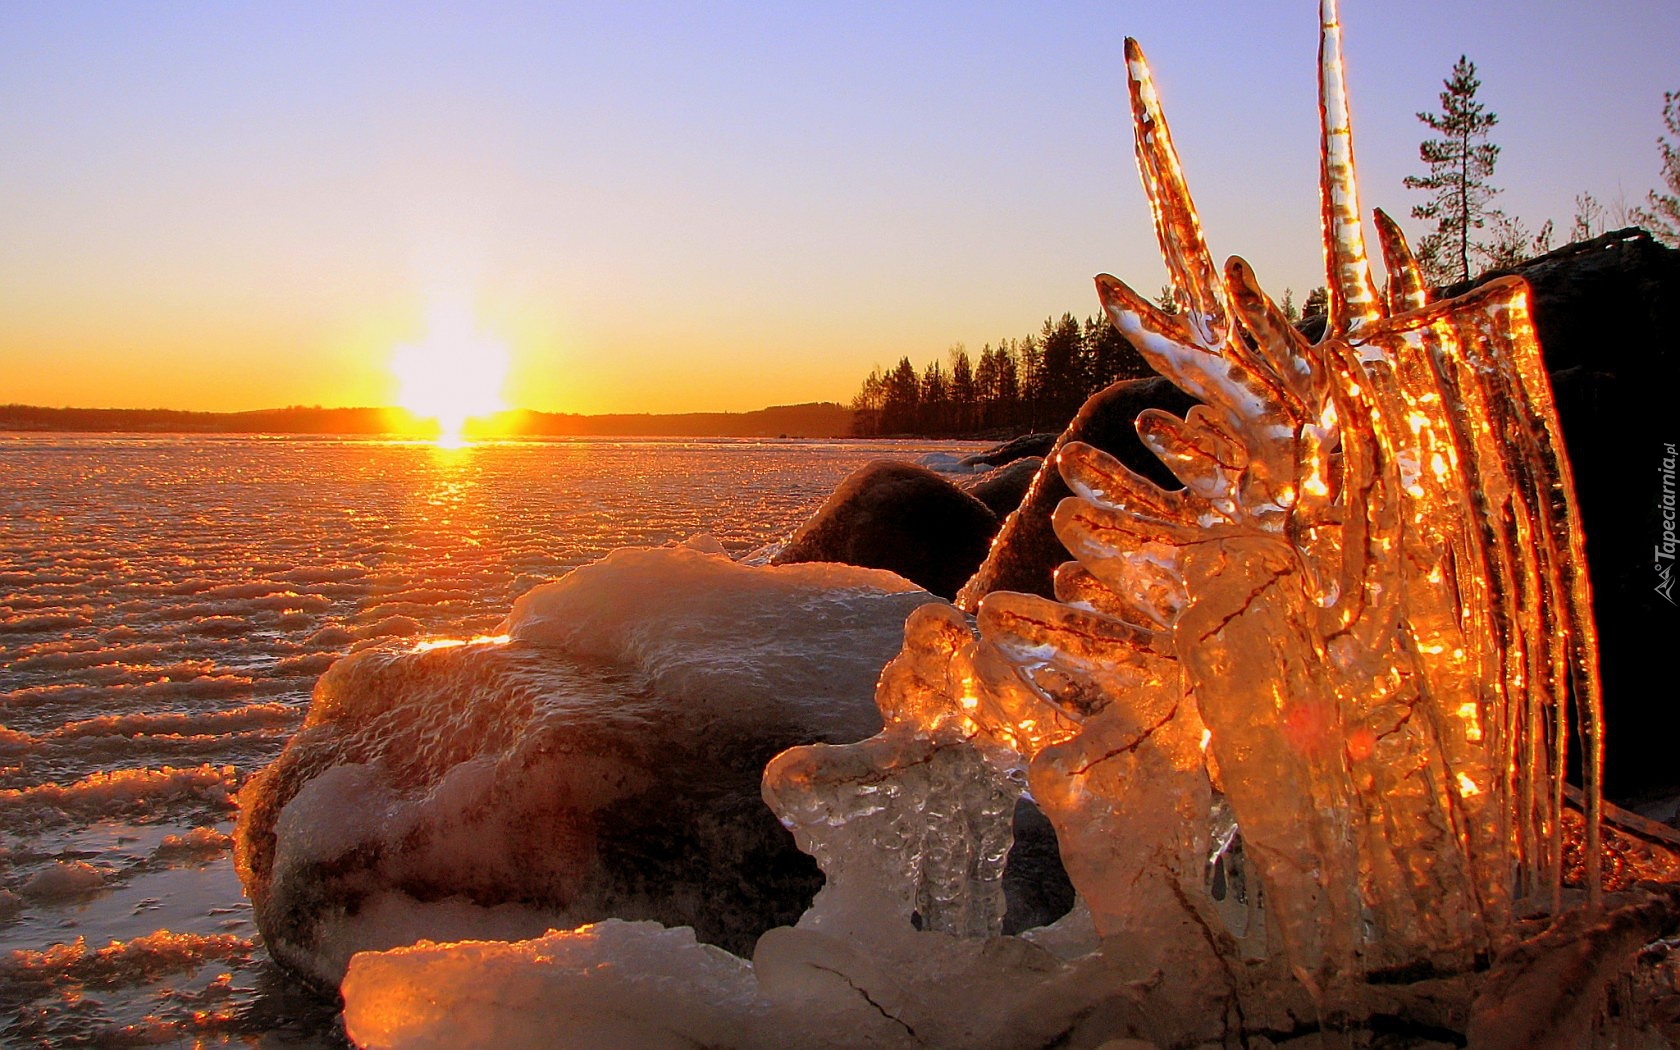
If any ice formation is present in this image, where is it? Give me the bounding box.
[340,5,1680,1047]
[761,1,1608,1021]
[235,545,943,985]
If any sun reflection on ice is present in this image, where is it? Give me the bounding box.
[412,634,511,653]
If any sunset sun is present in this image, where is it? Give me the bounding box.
[389,301,512,444]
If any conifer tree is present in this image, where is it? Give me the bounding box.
[850,367,886,435]
[948,347,976,433]
[881,357,921,434]
[1572,192,1609,241]
[1037,314,1084,422]
[1405,56,1502,284]
[994,342,1020,424]
[919,361,950,433]
[1302,286,1329,319]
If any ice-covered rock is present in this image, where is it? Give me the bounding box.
[915,451,982,475]
[19,860,107,900]
[341,913,1137,1050]
[341,921,769,1050]
[235,546,944,985]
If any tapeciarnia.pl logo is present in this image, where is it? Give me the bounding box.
[1659,442,1677,605]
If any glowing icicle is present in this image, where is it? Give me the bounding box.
[1374,207,1429,313]
[1317,0,1381,338]
[756,6,1610,1040]
[1123,37,1229,351]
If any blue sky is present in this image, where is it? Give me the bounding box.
[1,1,1675,413]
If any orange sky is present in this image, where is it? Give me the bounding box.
[3,3,1676,415]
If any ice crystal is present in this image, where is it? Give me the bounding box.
[766,0,1605,1019]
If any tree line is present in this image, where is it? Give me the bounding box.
[849,313,1160,436]
[850,62,1678,439]
[849,285,1334,438]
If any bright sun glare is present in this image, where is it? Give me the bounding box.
[389,301,512,445]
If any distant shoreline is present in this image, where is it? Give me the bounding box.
[0,402,857,440]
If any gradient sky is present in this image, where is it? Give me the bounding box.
[2,1,1675,415]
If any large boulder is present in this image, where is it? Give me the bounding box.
[960,457,1042,519]
[772,461,999,600]
[234,546,946,986]
[956,377,1198,609]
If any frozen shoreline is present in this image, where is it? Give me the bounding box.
[0,436,965,1046]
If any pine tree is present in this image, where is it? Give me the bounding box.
[1302,286,1329,319]
[1632,90,1680,247]
[949,347,976,433]
[881,357,921,434]
[1478,213,1532,272]
[850,367,886,435]
[1015,335,1042,428]
[974,345,1000,429]
[919,361,950,433]
[1037,314,1084,423]
[1404,56,1503,284]
[1084,314,1153,389]
[994,342,1020,426]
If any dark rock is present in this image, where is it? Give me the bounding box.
[773,461,999,600]
[1007,232,1679,797]
[961,432,1059,469]
[957,377,1199,609]
[1469,231,1680,800]
[960,457,1041,518]
[1001,797,1077,935]
[1445,228,1678,381]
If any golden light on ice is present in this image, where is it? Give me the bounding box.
[413,634,511,652]
[389,301,512,445]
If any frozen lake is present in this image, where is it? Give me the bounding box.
[0,433,963,1046]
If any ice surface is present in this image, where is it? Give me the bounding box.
[916,452,982,475]
[343,915,1144,1050]
[504,544,929,741]
[18,860,107,900]
[0,435,962,1042]
[237,546,942,985]
[335,6,1658,1046]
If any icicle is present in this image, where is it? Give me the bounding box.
[1123,37,1230,351]
[1373,207,1429,313]
[1317,0,1381,339]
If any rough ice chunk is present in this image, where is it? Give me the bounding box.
[341,914,1140,1050]
[236,547,942,985]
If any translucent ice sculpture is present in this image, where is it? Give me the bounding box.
[342,6,1664,1046]
[766,0,1605,1020]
